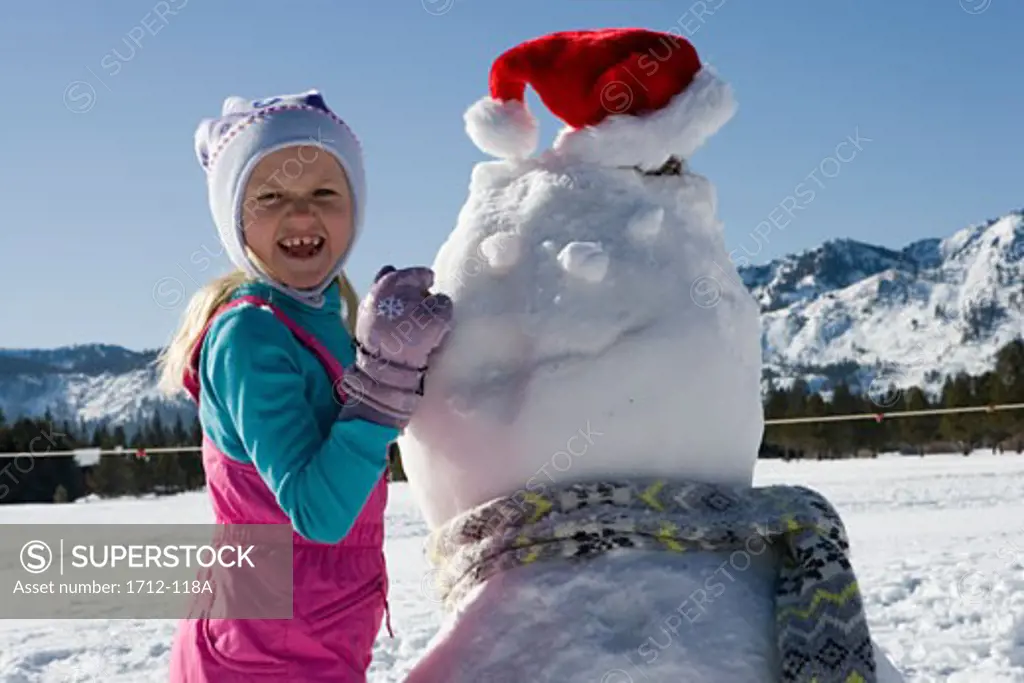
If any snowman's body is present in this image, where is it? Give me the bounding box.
[400,159,765,529]
[405,550,905,683]
[398,31,903,680]
[399,157,906,682]
[407,548,780,682]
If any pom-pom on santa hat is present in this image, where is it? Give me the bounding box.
[464,28,736,170]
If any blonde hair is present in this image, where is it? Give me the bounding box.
[156,266,360,397]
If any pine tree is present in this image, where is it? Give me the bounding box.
[61,420,75,448]
[939,374,977,454]
[803,394,829,458]
[151,452,187,494]
[762,384,795,458]
[92,423,111,448]
[995,339,1024,448]
[974,371,1007,450]
[127,429,152,495]
[783,380,812,457]
[89,454,133,497]
[172,416,188,444]
[900,387,936,455]
[783,380,811,459]
[996,339,1024,401]
[167,415,203,489]
[147,413,167,448]
[0,412,13,453]
[828,382,859,455]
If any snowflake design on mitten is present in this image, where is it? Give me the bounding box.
[377,296,405,320]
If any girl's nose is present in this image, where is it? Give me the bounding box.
[286,197,315,219]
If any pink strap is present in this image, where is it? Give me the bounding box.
[182,295,347,404]
[182,294,392,633]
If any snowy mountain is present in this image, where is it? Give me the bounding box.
[0,344,195,438]
[2,210,1023,432]
[751,210,1024,398]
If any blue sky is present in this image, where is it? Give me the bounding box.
[2,0,1022,350]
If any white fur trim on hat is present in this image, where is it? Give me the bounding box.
[464,97,539,159]
[552,68,736,170]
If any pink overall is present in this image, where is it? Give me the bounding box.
[169,295,393,683]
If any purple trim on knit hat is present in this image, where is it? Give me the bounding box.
[199,101,361,172]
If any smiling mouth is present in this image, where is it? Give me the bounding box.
[277,235,325,259]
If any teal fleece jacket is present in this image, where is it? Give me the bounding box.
[197,279,399,543]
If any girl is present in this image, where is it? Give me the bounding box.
[160,90,452,682]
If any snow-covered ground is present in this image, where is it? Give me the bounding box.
[1,451,1023,682]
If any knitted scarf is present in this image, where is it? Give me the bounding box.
[425,479,876,683]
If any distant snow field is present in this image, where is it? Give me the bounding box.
[1,452,1023,682]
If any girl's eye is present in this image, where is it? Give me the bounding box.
[256,192,281,203]
[313,188,337,197]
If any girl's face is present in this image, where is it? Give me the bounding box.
[241,145,354,290]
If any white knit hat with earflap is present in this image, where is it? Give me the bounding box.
[194,90,365,307]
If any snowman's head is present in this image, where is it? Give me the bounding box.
[397,29,765,530]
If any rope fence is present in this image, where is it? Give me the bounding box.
[0,445,202,459]
[1,402,1023,460]
[763,401,1024,425]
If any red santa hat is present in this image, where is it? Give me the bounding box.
[464,28,736,170]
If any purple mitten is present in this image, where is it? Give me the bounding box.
[339,265,453,428]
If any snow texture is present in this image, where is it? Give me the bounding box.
[753,212,1024,399]
[557,241,610,283]
[398,156,765,531]
[2,453,1023,681]
[394,151,849,680]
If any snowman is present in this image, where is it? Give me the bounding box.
[398,28,905,683]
